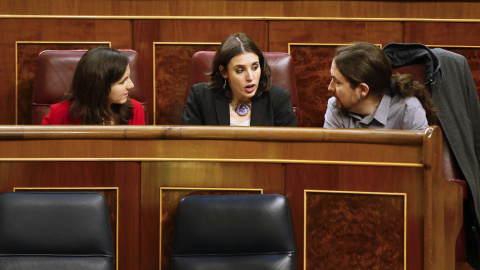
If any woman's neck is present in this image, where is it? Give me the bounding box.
[231,96,251,105]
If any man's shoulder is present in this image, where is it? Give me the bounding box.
[405,96,422,106]
[391,95,422,108]
[191,82,217,96]
[191,82,209,91]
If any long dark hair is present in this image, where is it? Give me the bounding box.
[334,42,438,125]
[207,33,272,99]
[67,47,134,124]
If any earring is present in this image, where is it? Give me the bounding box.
[223,78,227,89]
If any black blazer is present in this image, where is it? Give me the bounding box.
[182,82,297,126]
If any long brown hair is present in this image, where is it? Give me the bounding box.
[334,42,438,125]
[67,47,134,124]
[392,73,438,125]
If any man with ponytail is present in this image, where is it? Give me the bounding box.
[323,42,437,130]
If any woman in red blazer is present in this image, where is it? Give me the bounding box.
[42,47,145,125]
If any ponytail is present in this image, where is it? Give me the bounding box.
[391,74,439,125]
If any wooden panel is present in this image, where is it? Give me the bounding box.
[133,19,267,125]
[154,43,219,125]
[0,19,132,125]
[288,44,338,127]
[0,128,424,164]
[305,191,405,270]
[159,188,262,270]
[0,126,463,270]
[0,161,140,270]
[268,21,403,52]
[422,124,463,269]
[140,161,285,270]
[3,1,480,19]
[286,164,423,269]
[16,42,110,125]
[404,22,480,47]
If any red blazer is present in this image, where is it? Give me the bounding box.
[42,99,145,125]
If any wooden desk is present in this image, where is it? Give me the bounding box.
[0,125,462,270]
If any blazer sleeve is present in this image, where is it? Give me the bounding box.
[42,111,53,125]
[182,84,205,125]
[272,86,298,127]
[42,101,72,125]
[42,115,52,125]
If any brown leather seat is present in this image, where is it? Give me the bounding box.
[184,51,299,121]
[32,49,148,124]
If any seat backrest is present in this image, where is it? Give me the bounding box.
[391,63,460,181]
[32,49,148,124]
[392,63,427,84]
[0,192,114,270]
[185,51,299,118]
[172,194,296,270]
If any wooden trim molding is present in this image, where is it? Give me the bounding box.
[0,125,426,143]
[4,15,480,23]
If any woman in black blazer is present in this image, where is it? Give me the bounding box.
[182,33,297,127]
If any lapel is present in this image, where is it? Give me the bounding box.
[215,91,230,125]
[250,92,268,126]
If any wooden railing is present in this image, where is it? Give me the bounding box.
[0,125,463,269]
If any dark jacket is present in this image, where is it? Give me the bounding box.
[384,43,480,269]
[182,82,298,127]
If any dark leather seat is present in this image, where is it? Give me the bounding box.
[0,192,114,270]
[32,49,148,124]
[172,194,297,270]
[185,51,300,120]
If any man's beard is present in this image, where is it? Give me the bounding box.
[334,96,348,112]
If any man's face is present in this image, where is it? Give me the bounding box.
[328,60,363,112]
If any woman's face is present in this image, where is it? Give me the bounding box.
[109,64,134,105]
[220,52,261,103]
